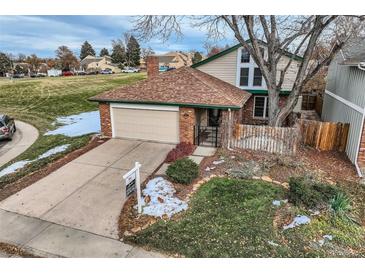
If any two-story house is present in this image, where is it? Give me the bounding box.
[91,43,303,148]
[192,43,303,125]
[80,55,121,73]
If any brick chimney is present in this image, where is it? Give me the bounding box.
[147,56,159,79]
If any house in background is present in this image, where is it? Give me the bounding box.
[322,41,365,176]
[191,42,303,125]
[80,55,121,73]
[139,51,194,71]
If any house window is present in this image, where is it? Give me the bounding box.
[241,49,250,63]
[240,68,249,86]
[253,96,269,119]
[253,67,263,86]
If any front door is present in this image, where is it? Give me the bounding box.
[208,109,221,127]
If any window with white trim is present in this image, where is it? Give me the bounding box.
[253,96,269,119]
[239,67,249,86]
[253,67,263,86]
[241,49,250,63]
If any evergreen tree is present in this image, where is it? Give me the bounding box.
[80,41,96,60]
[99,48,109,57]
[0,52,12,77]
[111,40,126,68]
[192,52,203,64]
[126,36,141,67]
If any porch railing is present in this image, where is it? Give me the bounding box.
[194,126,220,147]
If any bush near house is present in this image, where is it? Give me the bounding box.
[165,142,196,163]
[166,158,199,184]
[288,176,341,209]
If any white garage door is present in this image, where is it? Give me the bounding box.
[111,104,179,143]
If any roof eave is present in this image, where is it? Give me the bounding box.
[88,98,244,110]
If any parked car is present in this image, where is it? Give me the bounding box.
[62,71,74,77]
[100,68,113,74]
[122,67,140,73]
[75,70,86,76]
[37,73,47,77]
[12,73,24,78]
[0,114,16,140]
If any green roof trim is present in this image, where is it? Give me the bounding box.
[245,89,291,96]
[192,41,303,68]
[89,98,243,110]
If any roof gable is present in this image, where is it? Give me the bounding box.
[192,40,303,68]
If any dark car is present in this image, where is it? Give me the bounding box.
[0,114,16,140]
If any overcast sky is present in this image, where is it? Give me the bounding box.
[0,15,235,58]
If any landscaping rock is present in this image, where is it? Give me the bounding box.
[261,176,273,182]
[213,159,225,165]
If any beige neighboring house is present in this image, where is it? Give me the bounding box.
[80,55,121,73]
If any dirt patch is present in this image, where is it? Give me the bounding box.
[0,242,39,258]
[0,136,109,202]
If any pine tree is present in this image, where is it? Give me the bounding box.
[111,40,126,69]
[126,36,141,67]
[0,52,12,77]
[99,48,109,57]
[80,41,96,60]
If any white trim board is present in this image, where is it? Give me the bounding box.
[110,103,179,112]
[325,89,364,114]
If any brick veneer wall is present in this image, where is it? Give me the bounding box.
[99,102,112,137]
[179,107,196,144]
[242,95,288,125]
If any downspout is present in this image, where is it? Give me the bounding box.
[227,108,232,150]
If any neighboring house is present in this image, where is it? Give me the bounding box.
[321,41,365,176]
[80,55,121,73]
[156,51,193,69]
[192,43,303,125]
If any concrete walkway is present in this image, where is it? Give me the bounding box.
[0,120,39,168]
[0,139,173,257]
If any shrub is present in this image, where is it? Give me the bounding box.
[165,143,196,163]
[166,158,199,184]
[288,176,341,208]
[330,192,352,215]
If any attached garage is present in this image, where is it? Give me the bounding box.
[110,103,180,144]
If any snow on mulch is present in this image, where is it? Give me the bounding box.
[318,234,333,246]
[0,144,70,178]
[272,199,288,206]
[283,215,311,230]
[140,177,188,218]
[45,111,100,137]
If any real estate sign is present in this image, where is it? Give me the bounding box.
[123,162,142,213]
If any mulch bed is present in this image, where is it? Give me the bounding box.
[0,136,109,202]
[119,143,361,239]
[0,242,39,258]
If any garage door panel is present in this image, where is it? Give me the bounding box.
[112,108,179,143]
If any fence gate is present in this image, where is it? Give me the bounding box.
[194,126,220,147]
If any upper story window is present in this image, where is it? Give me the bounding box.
[241,49,250,63]
[253,96,269,119]
[240,68,249,86]
[253,68,263,86]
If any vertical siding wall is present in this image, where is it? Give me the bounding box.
[322,64,365,164]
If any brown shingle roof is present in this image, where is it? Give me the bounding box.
[90,67,251,109]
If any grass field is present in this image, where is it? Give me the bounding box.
[129,178,365,257]
[0,73,145,187]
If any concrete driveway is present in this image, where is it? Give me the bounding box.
[0,139,174,240]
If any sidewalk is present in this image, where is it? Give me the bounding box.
[0,208,164,258]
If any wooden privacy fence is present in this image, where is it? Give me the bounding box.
[232,124,299,155]
[299,119,349,151]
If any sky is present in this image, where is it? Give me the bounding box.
[0,16,235,58]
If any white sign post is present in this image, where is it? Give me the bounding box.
[123,162,142,214]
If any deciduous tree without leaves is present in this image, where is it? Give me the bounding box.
[133,15,365,126]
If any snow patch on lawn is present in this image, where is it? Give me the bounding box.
[283,215,311,230]
[45,111,100,137]
[0,144,70,178]
[141,177,188,218]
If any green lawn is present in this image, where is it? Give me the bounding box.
[128,178,365,257]
[0,73,145,187]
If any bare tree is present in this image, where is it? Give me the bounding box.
[133,15,365,126]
